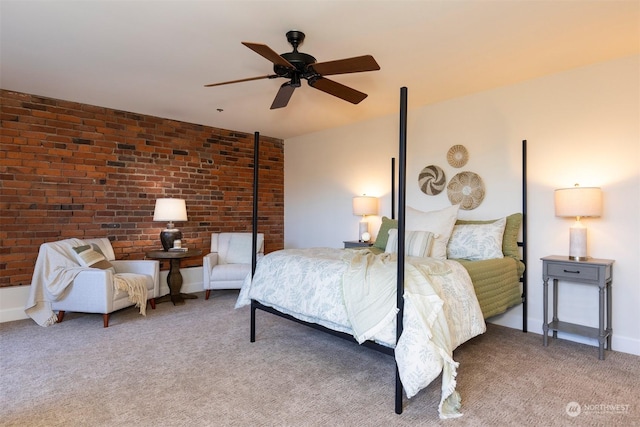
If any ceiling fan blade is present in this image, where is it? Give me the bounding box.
[242,42,295,69]
[308,77,368,104]
[310,55,380,76]
[270,83,296,109]
[204,75,275,87]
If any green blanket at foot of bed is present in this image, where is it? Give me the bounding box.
[454,257,524,319]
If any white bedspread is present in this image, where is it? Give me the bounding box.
[236,247,486,419]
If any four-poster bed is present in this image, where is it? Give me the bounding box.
[240,87,528,417]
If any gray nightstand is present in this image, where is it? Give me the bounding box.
[344,241,373,249]
[541,255,614,360]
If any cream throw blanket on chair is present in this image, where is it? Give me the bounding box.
[113,274,148,316]
[25,238,87,326]
[25,238,148,326]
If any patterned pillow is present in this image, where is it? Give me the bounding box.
[72,244,114,270]
[446,217,506,260]
[384,229,436,258]
[456,213,522,260]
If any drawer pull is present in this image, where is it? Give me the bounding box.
[563,269,580,274]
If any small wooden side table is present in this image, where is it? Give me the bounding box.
[541,255,614,360]
[146,249,202,305]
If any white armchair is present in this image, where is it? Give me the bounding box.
[203,232,264,300]
[48,238,160,327]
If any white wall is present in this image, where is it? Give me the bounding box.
[285,55,640,356]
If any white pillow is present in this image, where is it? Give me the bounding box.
[446,217,506,260]
[385,229,436,258]
[225,234,263,264]
[405,204,460,260]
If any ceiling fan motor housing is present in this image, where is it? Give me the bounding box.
[274,52,317,77]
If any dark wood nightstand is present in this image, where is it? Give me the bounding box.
[343,241,373,249]
[541,255,614,360]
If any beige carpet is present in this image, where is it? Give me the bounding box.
[1,290,638,427]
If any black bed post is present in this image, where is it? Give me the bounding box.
[395,87,408,415]
[250,131,260,343]
[252,131,260,276]
[391,158,396,220]
[521,139,528,333]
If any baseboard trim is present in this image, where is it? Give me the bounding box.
[0,266,205,323]
[487,304,640,356]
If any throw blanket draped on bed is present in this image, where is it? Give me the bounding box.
[342,251,399,343]
[342,250,464,417]
[236,247,486,419]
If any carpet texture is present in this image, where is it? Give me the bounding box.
[1,290,638,426]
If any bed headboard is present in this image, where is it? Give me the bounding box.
[390,139,528,332]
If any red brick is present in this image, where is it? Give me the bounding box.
[1,89,284,288]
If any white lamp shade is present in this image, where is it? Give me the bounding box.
[153,198,188,222]
[554,187,602,218]
[352,196,378,216]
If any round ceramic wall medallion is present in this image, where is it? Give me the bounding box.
[418,165,446,195]
[447,171,485,210]
[447,144,469,168]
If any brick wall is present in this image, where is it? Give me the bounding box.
[0,90,284,288]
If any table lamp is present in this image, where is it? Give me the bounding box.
[352,195,378,242]
[153,198,188,251]
[554,184,602,261]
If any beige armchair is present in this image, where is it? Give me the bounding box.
[203,232,264,299]
[26,238,160,328]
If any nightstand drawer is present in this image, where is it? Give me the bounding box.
[344,241,373,249]
[546,262,599,281]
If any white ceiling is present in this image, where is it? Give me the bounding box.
[1,0,638,140]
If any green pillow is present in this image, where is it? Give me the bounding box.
[373,216,398,251]
[455,213,522,260]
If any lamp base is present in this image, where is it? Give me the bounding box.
[568,223,588,261]
[358,221,369,242]
[160,229,182,251]
[568,255,590,262]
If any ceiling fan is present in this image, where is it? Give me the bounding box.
[204,30,380,109]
